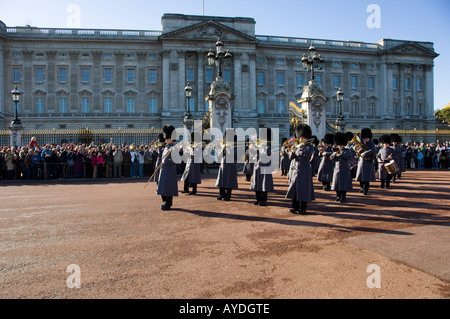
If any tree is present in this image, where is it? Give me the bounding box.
[434,102,450,123]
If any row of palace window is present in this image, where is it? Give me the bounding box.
[257,71,423,91]
[12,66,424,92]
[12,96,424,117]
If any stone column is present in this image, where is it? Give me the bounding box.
[424,64,434,119]
[0,38,4,115]
[46,51,57,113]
[22,50,34,113]
[68,51,79,113]
[233,52,242,112]
[114,51,124,112]
[248,53,257,112]
[137,52,147,113]
[178,50,186,111]
[92,51,102,112]
[162,50,170,112]
[197,51,205,111]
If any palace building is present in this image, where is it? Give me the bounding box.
[0,13,439,139]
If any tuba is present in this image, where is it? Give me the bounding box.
[350,134,363,153]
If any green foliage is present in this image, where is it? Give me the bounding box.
[434,103,450,123]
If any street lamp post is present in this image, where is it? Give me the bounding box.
[11,85,22,126]
[335,88,346,132]
[207,38,232,79]
[183,82,194,138]
[301,43,324,82]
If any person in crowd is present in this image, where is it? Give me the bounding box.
[317,133,335,191]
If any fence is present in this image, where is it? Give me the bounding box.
[0,128,163,147]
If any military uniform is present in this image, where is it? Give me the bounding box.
[286,124,315,214]
[181,144,202,195]
[317,133,335,191]
[377,134,394,188]
[355,128,376,195]
[156,126,178,210]
[330,132,353,203]
[250,135,274,206]
[215,132,238,201]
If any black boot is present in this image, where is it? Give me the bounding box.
[380,179,385,188]
[189,184,197,195]
[290,199,300,214]
[253,191,261,205]
[224,188,232,201]
[300,201,307,214]
[335,191,341,202]
[340,192,346,203]
[259,192,268,206]
[217,187,225,200]
[181,180,189,193]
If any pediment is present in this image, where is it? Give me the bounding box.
[159,20,257,43]
[384,42,438,57]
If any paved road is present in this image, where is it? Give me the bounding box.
[0,169,449,299]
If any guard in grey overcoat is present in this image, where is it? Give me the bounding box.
[181,134,202,195]
[152,133,165,184]
[156,126,178,210]
[377,134,394,188]
[355,128,376,195]
[286,124,315,214]
[280,137,290,176]
[215,130,238,201]
[242,140,255,181]
[317,133,335,191]
[310,136,320,177]
[250,129,274,206]
[390,133,403,182]
[330,132,353,203]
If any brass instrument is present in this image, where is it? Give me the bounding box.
[350,134,364,153]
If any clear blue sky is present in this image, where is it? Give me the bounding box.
[1,0,449,110]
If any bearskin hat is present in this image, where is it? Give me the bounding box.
[323,133,334,145]
[158,133,165,143]
[360,127,373,140]
[163,125,175,140]
[379,134,391,145]
[311,135,319,146]
[281,137,288,145]
[296,124,312,140]
[345,131,354,141]
[390,133,402,143]
[334,132,348,146]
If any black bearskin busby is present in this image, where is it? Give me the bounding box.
[334,132,348,146]
[379,134,391,145]
[345,131,354,142]
[311,135,319,146]
[158,133,165,143]
[390,133,402,144]
[296,124,312,140]
[163,125,175,140]
[323,133,334,145]
[360,127,373,140]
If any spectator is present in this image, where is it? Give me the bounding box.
[113,146,123,178]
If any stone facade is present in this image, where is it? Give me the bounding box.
[0,14,439,139]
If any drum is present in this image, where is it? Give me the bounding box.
[385,160,399,175]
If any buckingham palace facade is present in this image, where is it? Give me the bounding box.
[0,13,439,138]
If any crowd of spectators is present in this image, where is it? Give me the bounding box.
[0,137,160,181]
[0,137,449,181]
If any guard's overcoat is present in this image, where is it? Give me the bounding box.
[156,143,178,196]
[317,146,334,183]
[250,145,274,192]
[331,148,354,191]
[286,143,315,202]
[215,146,238,189]
[355,141,376,182]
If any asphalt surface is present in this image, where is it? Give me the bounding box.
[0,169,449,299]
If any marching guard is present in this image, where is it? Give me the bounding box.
[355,128,376,195]
[215,129,238,201]
[310,136,320,177]
[181,133,202,195]
[317,133,335,191]
[156,125,178,211]
[376,134,394,189]
[280,137,290,177]
[152,133,165,184]
[330,132,353,203]
[285,124,315,215]
[250,128,274,206]
[242,138,255,181]
[390,133,404,182]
